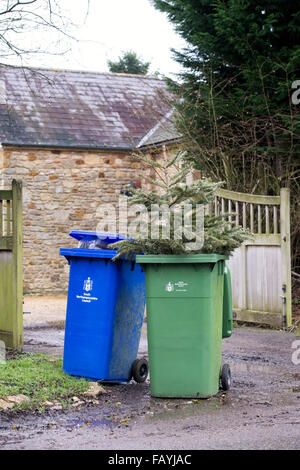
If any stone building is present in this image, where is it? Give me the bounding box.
[0,65,180,294]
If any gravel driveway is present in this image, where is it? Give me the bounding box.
[0,321,299,450]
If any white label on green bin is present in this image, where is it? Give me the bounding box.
[175,281,188,292]
[165,282,175,292]
[165,281,189,293]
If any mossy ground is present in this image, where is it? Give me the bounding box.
[0,353,91,411]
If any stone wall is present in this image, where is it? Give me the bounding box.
[0,146,144,294]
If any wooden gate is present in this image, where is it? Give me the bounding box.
[0,180,23,350]
[211,188,292,327]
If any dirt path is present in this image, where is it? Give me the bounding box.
[0,325,299,450]
[23,296,67,325]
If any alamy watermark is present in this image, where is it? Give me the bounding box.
[291,80,300,105]
[95,196,205,251]
[0,340,5,364]
[292,340,300,365]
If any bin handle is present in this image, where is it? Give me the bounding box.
[130,260,136,271]
[218,260,225,276]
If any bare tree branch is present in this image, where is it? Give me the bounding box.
[0,0,90,60]
[0,1,38,17]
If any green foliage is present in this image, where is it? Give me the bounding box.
[152,0,300,271]
[107,51,150,75]
[0,353,90,410]
[109,151,251,259]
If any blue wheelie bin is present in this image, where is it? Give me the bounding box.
[60,231,148,384]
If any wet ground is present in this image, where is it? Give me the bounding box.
[0,324,299,450]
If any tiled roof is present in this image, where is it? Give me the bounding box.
[0,65,179,150]
[137,108,180,148]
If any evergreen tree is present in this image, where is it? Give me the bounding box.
[107,51,150,75]
[109,151,250,259]
[151,0,300,270]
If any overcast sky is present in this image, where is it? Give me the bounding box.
[8,0,187,78]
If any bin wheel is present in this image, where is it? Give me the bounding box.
[131,358,148,383]
[220,364,231,391]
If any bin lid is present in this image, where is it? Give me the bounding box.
[69,230,127,245]
[60,248,117,259]
[136,254,228,264]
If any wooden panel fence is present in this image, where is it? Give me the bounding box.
[0,180,23,350]
[209,188,292,327]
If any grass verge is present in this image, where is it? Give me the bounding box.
[0,353,91,411]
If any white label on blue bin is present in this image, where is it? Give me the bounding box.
[76,277,99,303]
[76,293,99,303]
[83,277,93,292]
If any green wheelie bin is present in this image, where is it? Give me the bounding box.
[136,254,232,398]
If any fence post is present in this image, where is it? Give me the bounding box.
[280,188,292,327]
[12,179,23,350]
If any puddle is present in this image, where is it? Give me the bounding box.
[291,374,300,381]
[230,361,285,376]
[146,395,225,422]
[241,355,271,363]
[65,417,112,429]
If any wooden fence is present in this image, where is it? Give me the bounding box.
[210,187,292,327]
[0,180,23,350]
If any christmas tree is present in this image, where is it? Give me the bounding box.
[109,151,251,259]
